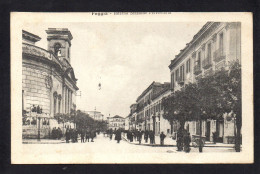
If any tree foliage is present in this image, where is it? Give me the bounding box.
[162,60,241,134]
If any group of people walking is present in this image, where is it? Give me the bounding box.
[124,128,191,152]
[106,129,122,143]
[65,128,79,143]
[125,130,166,145]
[51,127,62,139]
[65,128,97,143]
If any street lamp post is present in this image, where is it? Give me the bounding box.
[37,117,41,141]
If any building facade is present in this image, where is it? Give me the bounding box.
[107,115,125,130]
[83,110,104,121]
[128,82,173,136]
[22,28,79,138]
[168,22,241,143]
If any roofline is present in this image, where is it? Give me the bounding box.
[136,81,162,102]
[168,22,218,70]
[22,30,42,41]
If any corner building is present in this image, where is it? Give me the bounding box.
[168,22,241,143]
[22,29,79,138]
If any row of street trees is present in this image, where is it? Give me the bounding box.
[54,110,108,133]
[162,61,241,152]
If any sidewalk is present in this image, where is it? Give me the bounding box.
[122,135,235,148]
[22,137,82,144]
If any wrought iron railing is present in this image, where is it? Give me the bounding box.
[193,64,202,75]
[202,56,212,69]
[213,48,226,62]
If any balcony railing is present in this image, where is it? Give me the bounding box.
[193,64,202,75]
[202,57,212,69]
[23,43,55,61]
[213,48,226,63]
[177,78,184,85]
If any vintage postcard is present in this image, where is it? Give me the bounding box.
[11,12,253,164]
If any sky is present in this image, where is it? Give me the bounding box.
[23,22,205,118]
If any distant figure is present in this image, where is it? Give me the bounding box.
[115,129,122,143]
[138,130,142,144]
[57,127,62,139]
[109,129,113,140]
[90,130,96,142]
[65,128,70,143]
[160,132,166,146]
[183,132,191,153]
[52,127,57,139]
[144,130,149,143]
[149,131,155,144]
[81,130,85,143]
[85,130,90,142]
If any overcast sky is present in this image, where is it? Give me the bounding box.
[23,22,205,118]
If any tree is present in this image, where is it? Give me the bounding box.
[162,60,241,152]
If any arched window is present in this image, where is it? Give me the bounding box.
[53,92,58,115]
[54,43,62,57]
[58,94,62,113]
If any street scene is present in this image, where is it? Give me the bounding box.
[21,21,242,155]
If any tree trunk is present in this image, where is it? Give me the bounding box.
[235,121,241,152]
[170,120,173,134]
[199,118,203,152]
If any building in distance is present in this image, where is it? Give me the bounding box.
[107,115,125,131]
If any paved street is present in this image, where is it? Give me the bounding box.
[23,133,236,154]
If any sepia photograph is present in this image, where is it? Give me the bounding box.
[11,12,253,164]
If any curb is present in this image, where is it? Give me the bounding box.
[122,136,235,148]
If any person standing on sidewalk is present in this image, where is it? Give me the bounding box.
[85,129,90,142]
[81,130,85,143]
[160,132,166,146]
[115,129,122,143]
[109,129,113,140]
[183,132,191,153]
[65,128,70,143]
[90,130,95,142]
[144,130,149,143]
[138,130,142,144]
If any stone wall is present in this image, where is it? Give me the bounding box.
[22,59,51,114]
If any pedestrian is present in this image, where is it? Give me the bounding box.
[149,131,155,144]
[138,130,142,144]
[52,127,57,139]
[81,130,85,143]
[160,132,166,146]
[65,128,70,143]
[115,129,122,143]
[183,132,191,153]
[144,130,148,143]
[130,131,134,142]
[90,130,95,142]
[127,131,130,141]
[85,130,90,142]
[57,127,62,139]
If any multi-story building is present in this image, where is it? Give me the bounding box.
[83,110,104,121]
[107,115,125,130]
[149,83,172,136]
[22,28,79,138]
[133,82,173,136]
[168,22,241,143]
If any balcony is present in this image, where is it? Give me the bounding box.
[213,49,226,63]
[202,57,212,69]
[177,79,184,86]
[193,64,202,75]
